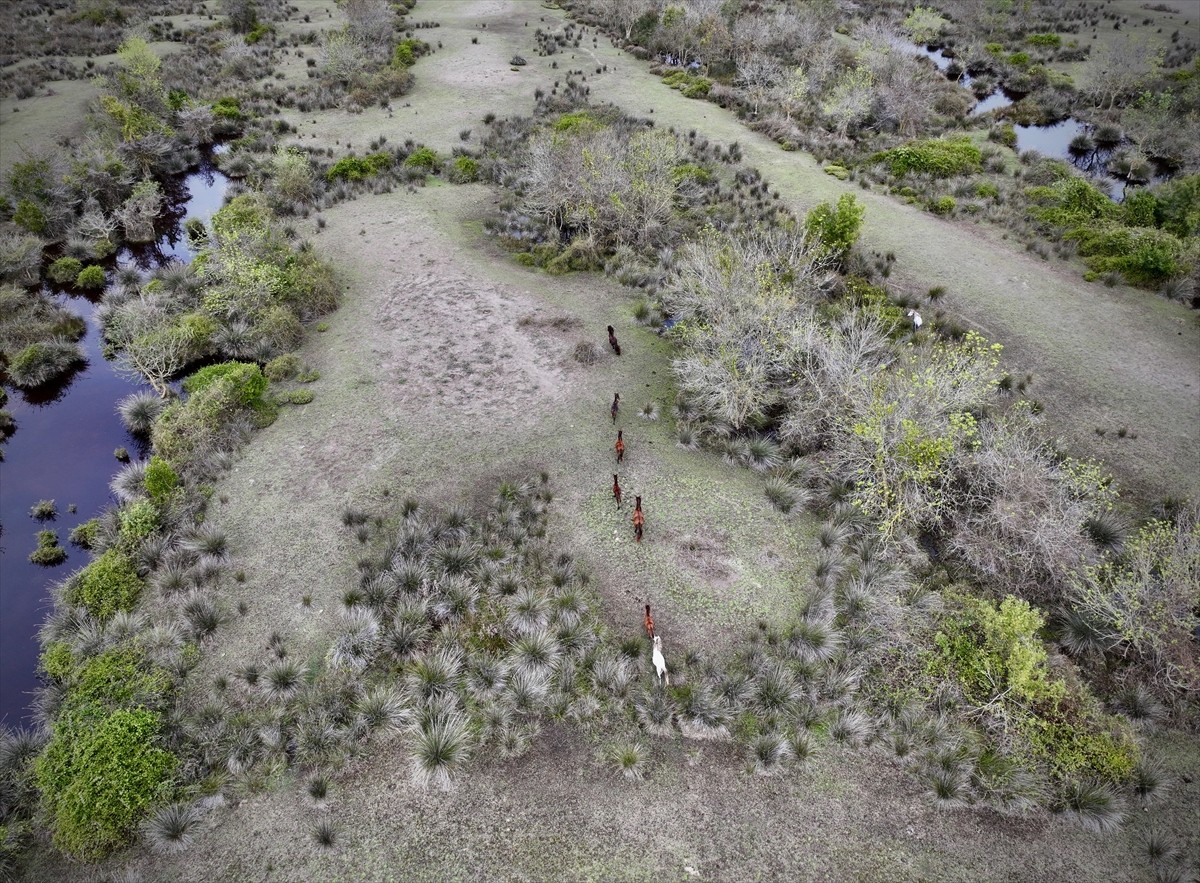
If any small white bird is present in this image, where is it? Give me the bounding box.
[906,309,923,331]
[652,635,670,686]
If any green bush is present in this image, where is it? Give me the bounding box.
[69,646,171,712]
[805,193,865,260]
[118,500,159,542]
[1019,714,1138,782]
[212,96,243,121]
[264,353,301,381]
[448,155,479,183]
[935,594,1063,705]
[69,519,99,549]
[1067,223,1186,287]
[67,548,144,620]
[876,136,982,178]
[245,22,273,43]
[976,181,1000,199]
[1008,51,1031,67]
[48,257,84,285]
[7,340,83,388]
[1152,174,1200,238]
[39,641,74,683]
[1027,177,1117,228]
[552,110,599,133]
[325,152,393,182]
[29,530,67,566]
[183,361,268,408]
[13,199,47,234]
[822,164,850,180]
[155,363,275,467]
[391,37,429,68]
[35,706,176,859]
[671,162,712,184]
[929,195,956,215]
[143,456,179,503]
[662,70,711,98]
[1026,33,1061,47]
[403,146,439,171]
[75,265,105,290]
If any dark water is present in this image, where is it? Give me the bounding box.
[901,43,1172,201]
[0,160,229,727]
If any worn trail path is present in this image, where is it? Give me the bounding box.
[552,10,1199,503]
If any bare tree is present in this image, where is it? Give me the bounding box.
[344,0,394,55]
[595,0,653,42]
[735,52,784,117]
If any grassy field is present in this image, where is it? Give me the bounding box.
[10,2,1200,881]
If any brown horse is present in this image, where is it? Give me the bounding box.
[615,430,625,464]
[632,495,645,543]
[607,324,621,356]
[611,392,620,424]
[644,603,654,639]
[612,473,622,508]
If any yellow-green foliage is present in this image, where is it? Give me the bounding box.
[933,592,1139,782]
[552,110,600,133]
[143,456,179,503]
[35,705,176,859]
[935,594,1063,704]
[903,6,947,44]
[39,641,74,682]
[662,70,711,98]
[326,151,393,182]
[1071,514,1200,692]
[118,499,159,543]
[875,136,982,178]
[154,363,276,468]
[391,37,429,68]
[805,193,864,259]
[67,549,144,620]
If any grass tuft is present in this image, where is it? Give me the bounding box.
[141,802,203,854]
[1056,779,1126,833]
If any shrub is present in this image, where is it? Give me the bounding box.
[119,500,159,542]
[143,456,179,503]
[805,193,864,260]
[7,340,84,388]
[69,519,100,549]
[67,548,144,620]
[39,641,74,682]
[30,499,56,520]
[48,257,84,285]
[1026,33,1062,47]
[1152,174,1200,238]
[264,353,301,381]
[392,38,429,68]
[1067,223,1186,287]
[448,156,479,184]
[13,199,48,234]
[75,265,106,290]
[935,594,1063,706]
[876,136,982,178]
[183,362,269,410]
[29,530,67,566]
[404,146,439,171]
[929,196,956,216]
[35,706,176,859]
[325,152,393,182]
[211,97,243,121]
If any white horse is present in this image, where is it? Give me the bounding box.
[906,309,923,331]
[652,636,670,686]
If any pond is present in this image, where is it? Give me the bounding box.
[0,154,229,727]
[902,43,1171,201]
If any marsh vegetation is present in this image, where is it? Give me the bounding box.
[1,1,1196,881]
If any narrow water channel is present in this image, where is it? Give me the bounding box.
[0,156,229,726]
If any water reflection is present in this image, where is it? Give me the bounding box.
[0,154,230,725]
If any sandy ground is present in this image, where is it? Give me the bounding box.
[14,3,1200,881]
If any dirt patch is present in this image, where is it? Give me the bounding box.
[669,528,737,589]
